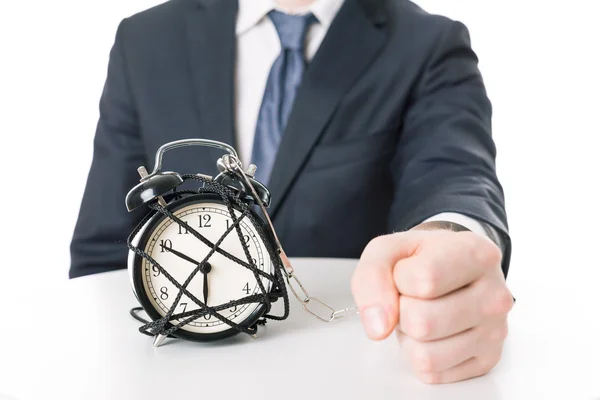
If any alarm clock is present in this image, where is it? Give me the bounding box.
[125,139,287,345]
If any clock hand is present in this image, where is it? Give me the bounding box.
[161,243,212,306]
[161,244,201,266]
[203,272,209,305]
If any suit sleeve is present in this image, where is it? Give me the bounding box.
[69,19,148,278]
[388,21,512,278]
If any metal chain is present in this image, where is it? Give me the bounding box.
[285,271,359,322]
[222,155,359,323]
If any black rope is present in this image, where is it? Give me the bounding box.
[127,173,290,340]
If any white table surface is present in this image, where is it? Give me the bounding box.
[0,258,598,400]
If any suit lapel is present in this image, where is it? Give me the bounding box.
[184,0,237,149]
[267,0,388,217]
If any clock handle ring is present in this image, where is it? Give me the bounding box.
[148,139,239,178]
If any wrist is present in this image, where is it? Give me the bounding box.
[410,220,471,233]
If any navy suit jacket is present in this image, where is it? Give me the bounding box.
[69,0,511,279]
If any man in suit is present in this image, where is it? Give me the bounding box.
[70,0,513,383]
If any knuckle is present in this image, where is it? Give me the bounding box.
[491,288,514,315]
[481,285,513,317]
[489,322,509,342]
[416,264,440,298]
[476,239,503,267]
[410,345,437,373]
[473,359,491,377]
[404,308,433,340]
[364,235,387,255]
[417,371,441,384]
[465,232,482,259]
[477,351,502,375]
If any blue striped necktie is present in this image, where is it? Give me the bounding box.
[250,10,317,185]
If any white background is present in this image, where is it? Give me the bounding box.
[0,0,599,359]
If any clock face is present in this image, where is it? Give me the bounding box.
[133,197,273,338]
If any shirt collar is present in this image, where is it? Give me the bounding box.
[236,0,345,35]
[309,0,345,30]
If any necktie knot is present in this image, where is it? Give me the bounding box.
[269,10,317,51]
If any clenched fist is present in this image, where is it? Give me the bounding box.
[351,225,513,384]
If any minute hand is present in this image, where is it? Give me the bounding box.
[161,245,201,266]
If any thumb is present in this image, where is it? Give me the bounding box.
[352,233,415,340]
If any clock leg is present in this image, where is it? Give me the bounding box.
[153,333,168,347]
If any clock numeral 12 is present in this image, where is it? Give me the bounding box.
[198,214,212,228]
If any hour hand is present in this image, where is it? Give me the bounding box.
[203,272,209,305]
[161,244,200,266]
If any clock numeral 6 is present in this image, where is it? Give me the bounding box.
[159,239,172,253]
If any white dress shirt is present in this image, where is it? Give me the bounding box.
[234,0,491,239]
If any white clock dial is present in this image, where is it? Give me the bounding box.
[141,201,273,334]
